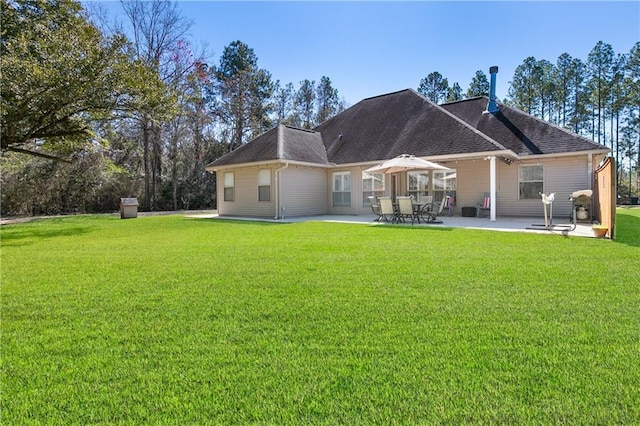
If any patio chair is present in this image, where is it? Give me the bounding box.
[377,196,396,223]
[477,192,491,217]
[368,196,383,222]
[396,196,417,225]
[436,196,450,216]
[418,198,435,222]
[418,195,433,211]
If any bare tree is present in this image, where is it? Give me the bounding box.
[120,0,192,210]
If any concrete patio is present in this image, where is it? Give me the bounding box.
[186,212,598,238]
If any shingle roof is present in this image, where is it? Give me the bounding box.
[281,125,329,164]
[441,97,609,156]
[315,89,505,164]
[207,124,328,168]
[208,89,609,169]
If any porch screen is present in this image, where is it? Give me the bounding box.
[362,171,384,206]
[407,171,429,201]
[433,169,456,204]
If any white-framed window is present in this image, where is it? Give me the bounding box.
[407,171,430,201]
[332,171,351,206]
[519,165,543,199]
[223,172,234,202]
[362,171,385,205]
[258,169,271,202]
[432,169,456,205]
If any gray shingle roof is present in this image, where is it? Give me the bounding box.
[281,126,329,164]
[315,89,505,164]
[441,97,609,156]
[207,125,328,168]
[208,90,609,169]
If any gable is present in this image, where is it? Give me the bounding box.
[207,124,328,169]
[208,127,279,168]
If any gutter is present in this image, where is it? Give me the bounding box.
[274,125,288,219]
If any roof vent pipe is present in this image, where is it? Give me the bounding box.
[486,66,499,114]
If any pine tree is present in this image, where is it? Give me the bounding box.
[418,72,449,103]
[466,70,490,97]
[446,82,464,102]
[273,81,295,125]
[316,76,340,124]
[295,79,316,129]
[587,41,615,145]
[209,40,274,152]
[508,57,539,115]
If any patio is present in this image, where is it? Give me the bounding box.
[187,212,597,238]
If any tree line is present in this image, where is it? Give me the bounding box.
[417,42,640,201]
[1,0,638,216]
[1,0,345,215]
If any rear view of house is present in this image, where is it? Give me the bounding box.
[207,67,609,220]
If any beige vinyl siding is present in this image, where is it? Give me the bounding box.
[279,166,328,216]
[216,167,275,217]
[327,166,389,215]
[496,156,590,217]
[450,159,494,214]
[446,156,590,218]
[215,155,592,219]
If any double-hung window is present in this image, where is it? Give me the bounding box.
[332,171,351,206]
[223,172,234,202]
[519,165,543,199]
[258,169,271,202]
[362,171,385,205]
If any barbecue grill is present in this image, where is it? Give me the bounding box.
[569,190,593,224]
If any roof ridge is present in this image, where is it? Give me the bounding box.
[440,96,486,106]
[282,124,319,134]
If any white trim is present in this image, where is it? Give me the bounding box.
[207,159,332,172]
[207,149,609,173]
[489,156,496,222]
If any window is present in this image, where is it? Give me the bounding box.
[407,171,430,201]
[258,169,271,202]
[362,171,385,205]
[223,172,234,202]
[519,165,543,199]
[332,171,351,206]
[432,169,456,204]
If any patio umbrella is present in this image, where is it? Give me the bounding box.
[364,154,449,174]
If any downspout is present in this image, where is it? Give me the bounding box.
[274,163,289,219]
[275,124,288,220]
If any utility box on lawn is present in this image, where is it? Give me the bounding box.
[120,198,139,219]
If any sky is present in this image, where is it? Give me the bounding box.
[97,1,639,106]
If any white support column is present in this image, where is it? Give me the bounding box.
[490,156,497,222]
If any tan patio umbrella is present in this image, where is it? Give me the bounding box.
[364,154,449,174]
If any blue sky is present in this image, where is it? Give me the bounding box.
[99,1,639,105]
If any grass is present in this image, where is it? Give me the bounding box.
[2,209,640,424]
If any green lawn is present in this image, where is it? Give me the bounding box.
[2,209,639,424]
